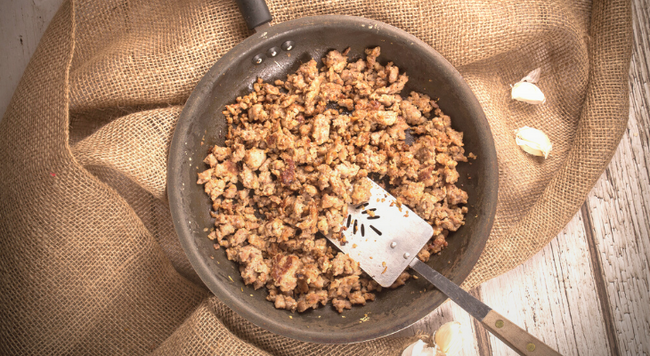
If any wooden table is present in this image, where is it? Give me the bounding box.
[2,1,648,355]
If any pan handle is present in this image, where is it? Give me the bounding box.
[235,0,272,31]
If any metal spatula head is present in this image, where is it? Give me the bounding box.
[327,179,433,287]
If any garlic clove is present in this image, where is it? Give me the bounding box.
[434,321,463,356]
[511,81,546,104]
[402,339,427,356]
[420,346,438,356]
[514,126,552,159]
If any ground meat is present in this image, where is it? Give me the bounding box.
[199,47,468,313]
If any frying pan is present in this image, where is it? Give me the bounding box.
[167,0,498,344]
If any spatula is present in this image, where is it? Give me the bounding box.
[327,179,562,356]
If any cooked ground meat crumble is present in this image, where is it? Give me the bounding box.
[198,47,469,313]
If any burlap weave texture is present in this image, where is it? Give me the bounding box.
[0,0,631,354]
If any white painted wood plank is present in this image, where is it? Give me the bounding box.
[481,212,610,356]
[585,0,650,354]
[0,0,64,118]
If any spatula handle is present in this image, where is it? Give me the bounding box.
[410,260,562,356]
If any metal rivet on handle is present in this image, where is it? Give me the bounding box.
[390,242,397,248]
[281,41,295,51]
[252,55,264,65]
[403,252,410,259]
[526,343,536,352]
[495,320,504,328]
[267,47,280,57]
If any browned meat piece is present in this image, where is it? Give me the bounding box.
[264,83,281,95]
[244,148,266,170]
[444,165,460,184]
[375,74,408,95]
[203,153,218,167]
[264,218,285,238]
[335,162,359,179]
[237,245,271,290]
[387,64,399,83]
[329,275,360,299]
[231,143,246,162]
[370,110,398,126]
[247,233,267,250]
[213,160,239,182]
[321,194,344,210]
[364,47,381,68]
[222,183,238,199]
[297,59,319,81]
[296,290,329,312]
[311,114,330,145]
[448,146,467,162]
[197,169,212,184]
[408,92,433,114]
[446,184,468,205]
[248,103,268,121]
[348,291,367,305]
[332,298,352,313]
[271,254,302,292]
[446,127,464,147]
[211,146,231,161]
[389,272,411,289]
[229,228,249,246]
[323,50,348,73]
[330,253,361,276]
[303,184,318,197]
[393,181,425,206]
[417,247,431,262]
[351,178,372,205]
[433,205,465,232]
[239,165,259,190]
[429,233,448,254]
[401,100,426,125]
[272,294,298,311]
[319,82,344,101]
[197,46,469,313]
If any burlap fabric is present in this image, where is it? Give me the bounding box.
[0,0,632,354]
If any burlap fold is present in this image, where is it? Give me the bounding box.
[0,0,631,354]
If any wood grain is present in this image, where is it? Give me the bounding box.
[0,0,63,117]
[584,0,650,354]
[480,212,610,356]
[581,205,621,356]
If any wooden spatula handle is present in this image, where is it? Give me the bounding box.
[480,310,562,356]
[410,260,562,356]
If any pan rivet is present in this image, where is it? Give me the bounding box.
[526,343,536,352]
[390,242,397,248]
[403,252,410,259]
[252,55,264,65]
[267,47,280,57]
[281,41,295,51]
[495,320,504,328]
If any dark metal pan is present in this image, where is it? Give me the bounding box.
[168,0,498,344]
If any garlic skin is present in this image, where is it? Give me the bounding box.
[511,68,546,104]
[521,67,542,83]
[514,126,552,158]
[402,340,428,356]
[401,340,439,356]
[434,321,463,356]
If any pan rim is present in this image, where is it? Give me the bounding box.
[168,14,498,344]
